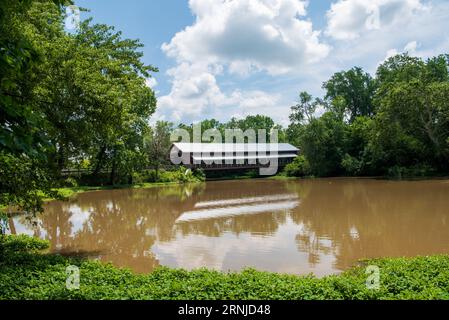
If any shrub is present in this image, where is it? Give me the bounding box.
[132,170,158,183]
[60,177,79,188]
[341,154,362,176]
[1,234,49,253]
[388,165,437,179]
[133,168,205,184]
[283,155,311,177]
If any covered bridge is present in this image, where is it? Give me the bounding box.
[170,143,299,171]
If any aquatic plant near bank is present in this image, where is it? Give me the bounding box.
[132,167,205,184]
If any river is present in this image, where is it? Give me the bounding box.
[8,178,449,276]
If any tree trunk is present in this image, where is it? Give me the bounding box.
[110,148,117,185]
[93,145,107,176]
[57,144,65,174]
[0,235,4,258]
[8,218,16,235]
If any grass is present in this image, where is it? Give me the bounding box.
[267,174,303,181]
[1,234,449,300]
[46,174,288,202]
[43,181,200,202]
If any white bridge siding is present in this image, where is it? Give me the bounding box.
[170,143,299,171]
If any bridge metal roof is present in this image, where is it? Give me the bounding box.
[172,143,299,153]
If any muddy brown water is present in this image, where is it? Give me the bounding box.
[8,178,449,276]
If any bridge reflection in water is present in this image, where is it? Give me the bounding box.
[7,178,449,276]
[176,194,299,223]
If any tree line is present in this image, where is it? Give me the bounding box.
[285,55,449,178]
[161,56,449,179]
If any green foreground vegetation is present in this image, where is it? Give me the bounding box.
[1,235,449,300]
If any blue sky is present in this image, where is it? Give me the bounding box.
[74,0,449,125]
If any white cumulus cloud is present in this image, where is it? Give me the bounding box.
[155,0,449,125]
[157,62,282,123]
[156,0,330,124]
[162,0,329,75]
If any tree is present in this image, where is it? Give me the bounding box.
[200,119,222,132]
[147,121,173,178]
[283,155,310,177]
[323,67,377,122]
[1,0,158,215]
[33,17,158,180]
[22,6,158,183]
[235,115,275,142]
[371,54,449,173]
[287,54,449,177]
[287,91,322,148]
[298,112,348,177]
[180,115,279,143]
[289,91,318,125]
[0,0,68,219]
[0,0,67,157]
[200,119,224,142]
[343,116,374,175]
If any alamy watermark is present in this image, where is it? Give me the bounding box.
[365,265,380,290]
[365,5,381,31]
[65,5,80,31]
[66,265,80,290]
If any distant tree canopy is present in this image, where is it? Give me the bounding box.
[287,54,449,178]
[178,115,287,143]
[323,67,377,122]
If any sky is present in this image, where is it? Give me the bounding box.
[74,0,449,126]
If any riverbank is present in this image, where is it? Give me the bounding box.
[7,173,448,209]
[0,175,307,213]
[45,174,292,202]
[46,181,195,201]
[0,182,200,213]
[47,177,296,203]
[1,234,449,300]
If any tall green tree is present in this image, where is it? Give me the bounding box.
[297,112,348,177]
[1,0,158,215]
[287,54,449,177]
[289,91,318,125]
[371,54,449,172]
[147,121,173,178]
[0,0,67,156]
[287,91,322,148]
[0,0,68,218]
[323,67,377,122]
[26,6,158,182]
